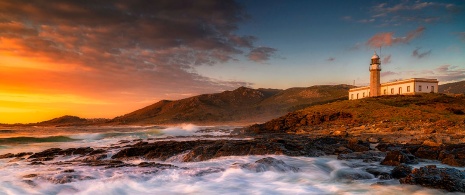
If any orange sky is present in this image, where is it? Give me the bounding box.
[2,1,464,123]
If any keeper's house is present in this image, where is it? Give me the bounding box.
[349,52,438,100]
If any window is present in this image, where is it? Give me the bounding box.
[431,86,434,92]
[407,86,410,92]
[357,93,359,99]
[419,85,422,91]
[384,89,387,95]
[427,86,429,89]
[351,94,354,99]
[399,87,402,94]
[391,88,394,94]
[363,92,365,97]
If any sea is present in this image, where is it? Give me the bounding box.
[0,124,463,195]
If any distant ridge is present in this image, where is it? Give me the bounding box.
[110,85,352,125]
[35,115,109,126]
[440,80,465,94]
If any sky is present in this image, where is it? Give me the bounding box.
[1,0,464,123]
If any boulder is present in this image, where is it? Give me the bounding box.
[414,146,440,160]
[399,165,465,192]
[231,157,299,173]
[391,164,412,179]
[380,151,418,166]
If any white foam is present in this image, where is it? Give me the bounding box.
[161,124,201,136]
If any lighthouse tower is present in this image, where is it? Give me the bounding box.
[369,51,381,97]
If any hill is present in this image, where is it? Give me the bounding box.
[110,85,351,125]
[247,93,465,144]
[440,80,465,94]
[35,115,109,126]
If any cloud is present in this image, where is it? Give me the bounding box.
[327,57,335,62]
[0,0,274,104]
[366,26,425,48]
[381,71,398,77]
[368,1,463,26]
[382,55,391,64]
[432,65,465,82]
[247,47,277,63]
[412,48,431,59]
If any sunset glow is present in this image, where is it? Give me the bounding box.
[1,0,464,123]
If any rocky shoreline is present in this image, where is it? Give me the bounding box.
[1,132,465,192]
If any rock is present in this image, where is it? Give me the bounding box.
[391,164,412,179]
[346,139,370,152]
[332,130,348,137]
[437,144,465,167]
[81,154,107,162]
[48,174,95,184]
[112,136,333,162]
[423,139,441,147]
[414,146,440,160]
[23,174,38,178]
[399,165,465,192]
[0,152,33,159]
[367,137,379,143]
[231,157,300,173]
[60,147,94,156]
[192,167,225,176]
[365,167,391,180]
[331,168,374,181]
[29,148,62,159]
[29,162,44,165]
[337,151,386,162]
[0,153,14,159]
[137,162,177,169]
[380,151,418,166]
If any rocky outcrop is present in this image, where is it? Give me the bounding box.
[231,157,299,172]
[380,151,418,166]
[400,165,465,192]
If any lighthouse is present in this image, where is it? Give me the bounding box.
[369,51,381,97]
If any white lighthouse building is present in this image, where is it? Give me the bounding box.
[349,52,438,100]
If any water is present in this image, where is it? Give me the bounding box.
[0,125,463,195]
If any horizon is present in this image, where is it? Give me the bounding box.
[1,0,464,123]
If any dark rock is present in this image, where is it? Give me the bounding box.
[0,153,14,159]
[376,143,402,152]
[346,139,370,152]
[63,169,75,173]
[81,154,107,162]
[29,148,62,159]
[23,174,38,178]
[380,151,418,166]
[48,174,95,184]
[112,136,331,162]
[193,167,225,176]
[365,167,392,180]
[60,147,94,156]
[338,151,386,162]
[414,146,440,160]
[391,164,412,179]
[438,145,465,167]
[29,162,44,165]
[0,152,33,159]
[231,157,300,173]
[399,165,465,192]
[331,168,374,181]
[137,162,177,169]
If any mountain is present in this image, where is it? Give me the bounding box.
[440,80,465,94]
[35,115,109,126]
[110,85,352,125]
